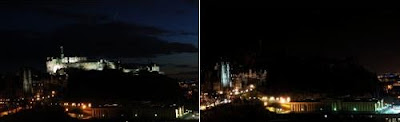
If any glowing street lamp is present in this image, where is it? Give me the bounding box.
[249,84,255,89]
[269,97,275,101]
[279,98,286,103]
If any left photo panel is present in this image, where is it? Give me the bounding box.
[0,0,199,122]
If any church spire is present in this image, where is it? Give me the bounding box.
[60,46,64,59]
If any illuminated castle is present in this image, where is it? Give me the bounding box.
[46,46,116,74]
[46,46,162,75]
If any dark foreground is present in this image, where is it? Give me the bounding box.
[201,101,395,122]
[0,106,197,122]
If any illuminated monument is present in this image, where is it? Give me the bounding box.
[46,46,162,75]
[220,61,231,88]
[46,46,116,74]
[22,68,33,95]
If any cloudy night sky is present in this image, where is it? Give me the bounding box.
[0,0,198,78]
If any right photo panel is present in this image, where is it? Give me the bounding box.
[201,7,398,122]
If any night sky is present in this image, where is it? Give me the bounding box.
[0,0,198,77]
[202,7,400,73]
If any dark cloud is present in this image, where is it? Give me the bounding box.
[0,22,197,72]
[175,64,198,69]
[36,7,110,23]
[177,31,198,36]
[159,63,198,69]
[50,22,197,57]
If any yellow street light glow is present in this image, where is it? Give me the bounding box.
[269,97,275,101]
[200,105,206,110]
[88,103,92,108]
[52,91,56,94]
[82,105,87,109]
[249,84,255,89]
[65,108,68,112]
[388,85,393,90]
[279,98,286,103]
